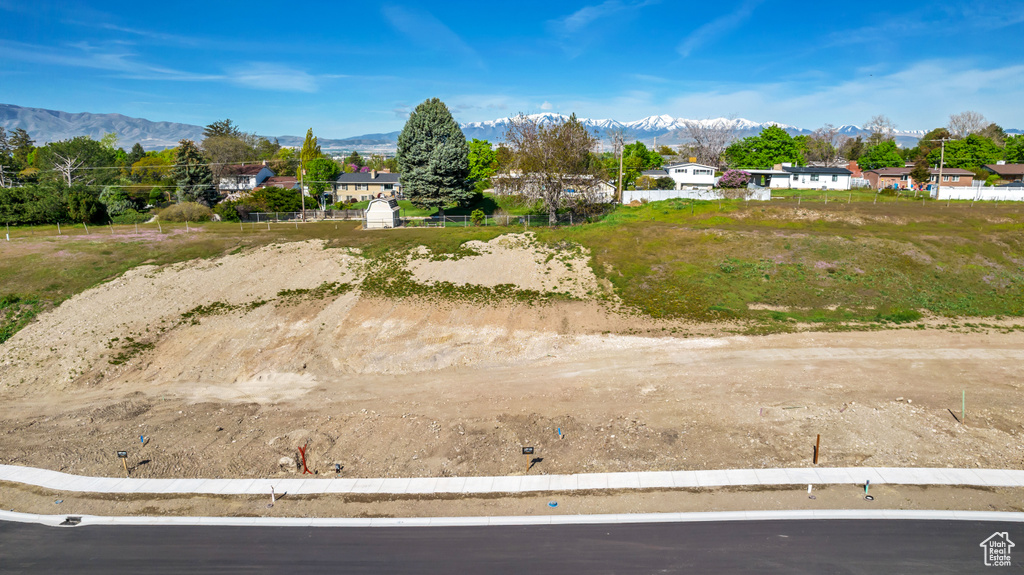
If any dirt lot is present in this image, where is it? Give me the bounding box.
[1,234,1023,494]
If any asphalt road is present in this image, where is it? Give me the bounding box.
[0,518,1017,574]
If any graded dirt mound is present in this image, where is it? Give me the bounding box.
[407,233,601,298]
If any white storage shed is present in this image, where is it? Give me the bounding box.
[364,198,400,229]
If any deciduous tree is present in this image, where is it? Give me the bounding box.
[724,126,804,168]
[502,113,603,224]
[947,111,987,139]
[925,134,1002,169]
[864,115,897,146]
[857,141,904,170]
[468,139,497,192]
[304,158,340,209]
[396,98,472,217]
[805,124,847,166]
[680,119,737,168]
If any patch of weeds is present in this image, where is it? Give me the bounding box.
[360,255,570,305]
[108,336,155,365]
[276,282,353,305]
[180,301,240,325]
[0,294,48,344]
[875,309,923,324]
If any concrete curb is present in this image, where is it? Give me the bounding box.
[3,509,1024,529]
[2,464,1023,496]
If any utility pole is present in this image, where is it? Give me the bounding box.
[923,138,952,198]
[300,159,306,222]
[617,134,624,204]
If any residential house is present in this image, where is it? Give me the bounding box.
[863,167,975,190]
[742,168,792,188]
[983,162,1024,183]
[492,172,615,202]
[218,163,275,194]
[254,176,299,191]
[781,165,853,191]
[332,170,401,203]
[656,161,718,190]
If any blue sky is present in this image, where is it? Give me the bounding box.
[1,0,1023,138]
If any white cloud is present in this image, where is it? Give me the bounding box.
[381,5,483,69]
[677,0,762,58]
[664,60,1024,129]
[226,63,319,93]
[540,101,553,110]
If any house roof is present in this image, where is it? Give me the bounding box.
[866,167,975,176]
[336,172,400,184]
[741,168,789,175]
[984,163,1024,175]
[663,162,717,170]
[996,181,1024,188]
[781,166,853,175]
[258,176,298,189]
[223,164,270,176]
[641,169,669,177]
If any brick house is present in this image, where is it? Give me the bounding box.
[983,163,1024,183]
[863,167,975,190]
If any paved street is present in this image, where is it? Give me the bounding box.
[0,518,1017,574]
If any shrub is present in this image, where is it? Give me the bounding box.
[470,209,485,226]
[99,186,136,216]
[717,169,750,188]
[213,200,241,222]
[158,202,212,222]
[111,209,151,225]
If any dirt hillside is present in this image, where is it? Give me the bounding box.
[1,233,1023,482]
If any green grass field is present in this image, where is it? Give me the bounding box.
[2,196,1023,341]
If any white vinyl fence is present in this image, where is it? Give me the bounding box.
[621,188,771,203]
[932,186,1024,201]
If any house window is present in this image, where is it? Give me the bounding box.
[810,174,819,182]
[930,176,937,182]
[952,175,960,182]
[831,175,838,182]
[693,169,712,176]
[943,175,950,182]
[356,184,369,191]
[900,175,909,181]
[675,169,688,174]
[339,184,349,190]
[383,184,394,190]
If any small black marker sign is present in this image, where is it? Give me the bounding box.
[116,451,128,458]
[522,447,534,455]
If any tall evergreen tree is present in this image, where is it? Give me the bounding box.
[395,98,471,217]
[127,142,147,165]
[173,139,216,205]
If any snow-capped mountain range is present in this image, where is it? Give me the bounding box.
[3,103,1018,151]
[459,113,804,142]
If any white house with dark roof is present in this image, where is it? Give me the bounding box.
[660,161,718,189]
[332,170,401,203]
[218,163,275,194]
[780,164,853,190]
